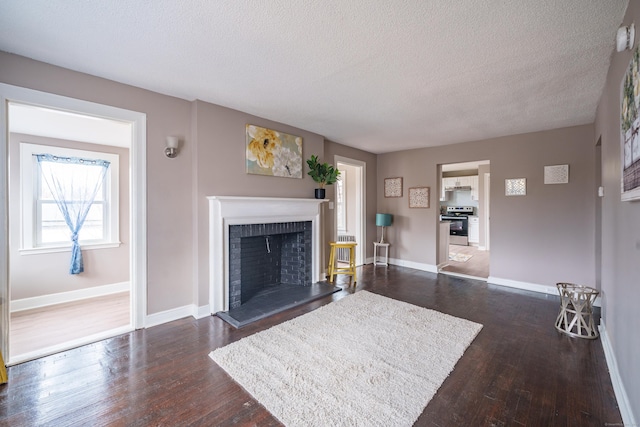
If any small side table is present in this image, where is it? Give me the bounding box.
[555,283,599,339]
[373,242,389,266]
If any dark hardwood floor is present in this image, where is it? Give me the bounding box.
[0,265,621,426]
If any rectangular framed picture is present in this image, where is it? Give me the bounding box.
[620,46,640,201]
[409,187,430,208]
[246,124,302,178]
[544,165,569,184]
[384,177,402,198]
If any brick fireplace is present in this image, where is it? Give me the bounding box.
[227,221,312,309]
[208,196,327,313]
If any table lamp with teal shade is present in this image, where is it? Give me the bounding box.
[376,213,393,243]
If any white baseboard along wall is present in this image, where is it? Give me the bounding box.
[11,282,130,312]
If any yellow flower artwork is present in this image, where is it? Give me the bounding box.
[621,45,640,200]
[246,125,302,178]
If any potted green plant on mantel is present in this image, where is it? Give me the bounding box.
[306,155,341,199]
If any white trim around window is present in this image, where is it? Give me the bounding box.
[19,142,120,254]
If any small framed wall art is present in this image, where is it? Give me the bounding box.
[505,178,526,196]
[544,164,569,184]
[409,187,430,208]
[384,177,403,198]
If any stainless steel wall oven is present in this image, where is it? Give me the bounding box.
[441,206,473,246]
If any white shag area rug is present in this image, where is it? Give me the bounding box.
[209,291,482,426]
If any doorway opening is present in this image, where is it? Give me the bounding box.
[0,84,147,365]
[437,160,490,280]
[595,137,602,289]
[335,156,366,266]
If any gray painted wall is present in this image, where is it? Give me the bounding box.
[0,52,379,313]
[377,124,596,287]
[594,0,640,420]
[8,133,130,300]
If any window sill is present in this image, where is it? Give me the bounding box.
[19,242,122,255]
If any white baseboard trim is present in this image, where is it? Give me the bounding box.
[11,281,130,312]
[487,276,601,307]
[145,304,212,327]
[145,304,197,328]
[599,320,637,426]
[194,305,211,319]
[488,276,557,296]
[441,270,487,281]
[365,256,374,265]
[388,258,438,273]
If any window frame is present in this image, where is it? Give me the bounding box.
[336,169,347,233]
[19,142,120,254]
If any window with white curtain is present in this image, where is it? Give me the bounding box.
[20,142,120,254]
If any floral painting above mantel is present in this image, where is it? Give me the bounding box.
[246,125,302,178]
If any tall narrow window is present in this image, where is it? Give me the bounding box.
[336,169,346,232]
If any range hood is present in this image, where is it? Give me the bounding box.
[445,185,472,191]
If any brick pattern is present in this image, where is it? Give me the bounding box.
[228,221,312,309]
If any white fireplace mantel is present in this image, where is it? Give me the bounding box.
[208,196,327,313]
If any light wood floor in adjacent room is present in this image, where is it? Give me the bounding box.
[440,244,490,278]
[10,292,130,358]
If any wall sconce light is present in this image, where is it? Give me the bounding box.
[617,23,635,52]
[376,213,393,243]
[165,136,179,158]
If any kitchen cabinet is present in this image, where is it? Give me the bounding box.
[441,177,455,200]
[468,216,480,244]
[441,175,480,201]
[470,175,479,200]
[443,177,456,189]
[455,176,471,187]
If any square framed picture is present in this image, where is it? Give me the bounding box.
[245,124,302,178]
[505,178,526,196]
[409,187,430,208]
[384,177,403,198]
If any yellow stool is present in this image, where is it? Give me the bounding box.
[327,242,357,285]
[0,350,7,384]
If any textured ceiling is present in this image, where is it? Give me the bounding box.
[0,1,629,153]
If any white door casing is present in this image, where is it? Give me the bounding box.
[334,156,366,266]
[0,83,147,361]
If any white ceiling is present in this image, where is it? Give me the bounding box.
[0,1,628,154]
[9,103,132,147]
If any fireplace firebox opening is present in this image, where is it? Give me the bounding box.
[228,221,312,309]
